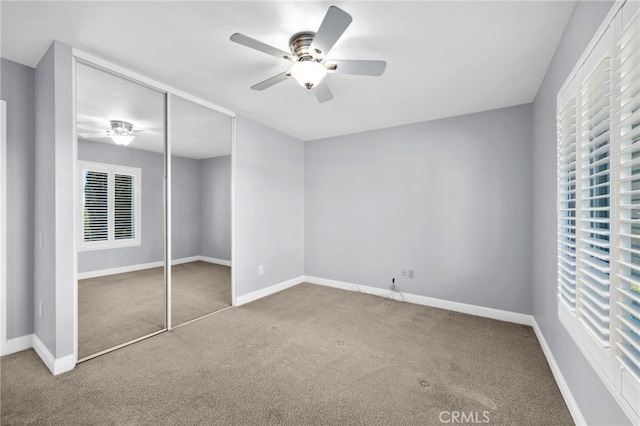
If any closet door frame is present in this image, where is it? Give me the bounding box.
[0,101,6,356]
[72,49,236,363]
[74,58,169,361]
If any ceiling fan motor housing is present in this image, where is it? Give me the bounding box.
[289,32,319,61]
[110,120,134,135]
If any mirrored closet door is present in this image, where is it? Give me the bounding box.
[169,94,233,327]
[76,61,167,360]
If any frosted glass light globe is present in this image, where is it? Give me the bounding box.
[290,61,327,89]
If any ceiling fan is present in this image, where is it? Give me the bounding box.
[230,5,386,103]
[78,120,144,146]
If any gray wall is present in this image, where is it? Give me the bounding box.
[531,1,630,424]
[1,58,35,339]
[235,115,304,298]
[172,155,202,260]
[201,155,231,261]
[34,41,75,358]
[77,139,165,273]
[34,40,57,355]
[305,104,533,314]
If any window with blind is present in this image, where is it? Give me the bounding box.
[616,5,640,396]
[78,161,141,251]
[557,2,640,423]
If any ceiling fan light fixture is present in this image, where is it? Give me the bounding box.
[290,61,327,89]
[108,120,135,146]
[111,134,135,146]
[231,6,384,101]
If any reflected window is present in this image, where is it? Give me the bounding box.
[78,160,141,251]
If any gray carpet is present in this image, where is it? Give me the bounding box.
[171,261,231,326]
[2,283,572,425]
[79,261,231,359]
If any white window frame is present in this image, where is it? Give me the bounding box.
[77,160,142,251]
[557,1,640,423]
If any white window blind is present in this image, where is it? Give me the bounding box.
[578,56,612,347]
[557,2,640,422]
[615,9,640,380]
[558,97,578,311]
[83,170,109,242]
[78,161,141,251]
[114,174,135,240]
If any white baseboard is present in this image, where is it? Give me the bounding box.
[171,256,201,266]
[78,256,232,280]
[235,275,305,306]
[304,276,534,326]
[32,334,75,375]
[78,260,164,280]
[199,256,232,267]
[2,333,33,356]
[532,320,586,426]
[234,275,533,327]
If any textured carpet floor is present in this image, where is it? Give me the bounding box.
[79,261,231,358]
[2,283,572,425]
[171,261,231,326]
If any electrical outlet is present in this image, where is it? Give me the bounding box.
[258,265,264,275]
[38,232,43,248]
[401,270,407,277]
[39,301,43,318]
[408,270,414,279]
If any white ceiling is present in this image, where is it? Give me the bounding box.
[1,1,576,142]
[76,61,232,159]
[170,95,233,159]
[76,62,165,154]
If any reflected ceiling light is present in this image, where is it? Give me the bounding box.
[111,134,135,146]
[108,120,135,146]
[289,60,328,89]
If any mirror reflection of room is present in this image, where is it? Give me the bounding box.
[76,62,166,360]
[170,95,232,327]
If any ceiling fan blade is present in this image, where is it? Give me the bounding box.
[309,6,353,60]
[313,80,333,103]
[250,71,291,91]
[230,33,296,62]
[78,132,108,138]
[325,60,387,76]
[77,121,108,130]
